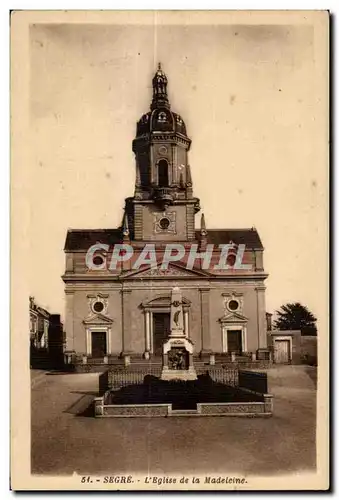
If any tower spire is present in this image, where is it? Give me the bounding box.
[151,62,170,110]
[122,213,130,241]
[198,213,208,251]
[199,213,208,251]
[200,213,207,236]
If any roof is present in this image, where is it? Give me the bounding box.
[65,228,263,251]
[64,229,122,251]
[198,229,263,249]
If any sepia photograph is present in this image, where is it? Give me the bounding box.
[10,10,329,491]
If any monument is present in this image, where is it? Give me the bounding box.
[160,287,197,381]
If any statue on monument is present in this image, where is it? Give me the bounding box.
[170,287,184,334]
[173,310,181,328]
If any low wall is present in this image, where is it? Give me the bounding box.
[96,401,170,417]
[300,336,317,365]
[94,393,273,418]
[197,396,273,416]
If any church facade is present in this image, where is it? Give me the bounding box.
[63,65,269,366]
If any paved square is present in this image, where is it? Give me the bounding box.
[31,366,316,476]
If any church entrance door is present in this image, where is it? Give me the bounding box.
[153,313,170,354]
[227,329,242,355]
[91,331,107,358]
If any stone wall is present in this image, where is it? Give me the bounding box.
[300,336,317,365]
[67,278,267,358]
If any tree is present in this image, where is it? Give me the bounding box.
[273,302,317,336]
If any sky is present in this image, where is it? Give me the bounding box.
[27,13,328,325]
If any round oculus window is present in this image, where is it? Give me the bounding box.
[93,301,104,313]
[159,217,170,230]
[228,300,239,311]
[93,255,104,266]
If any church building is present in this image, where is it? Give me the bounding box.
[63,64,269,367]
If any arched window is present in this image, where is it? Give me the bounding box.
[158,159,169,187]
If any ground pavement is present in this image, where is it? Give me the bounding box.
[31,365,317,476]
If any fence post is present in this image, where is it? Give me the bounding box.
[94,396,104,416]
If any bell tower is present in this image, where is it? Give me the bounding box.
[124,64,200,242]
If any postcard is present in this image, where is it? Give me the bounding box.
[11,10,329,491]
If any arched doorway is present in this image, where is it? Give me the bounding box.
[158,159,169,187]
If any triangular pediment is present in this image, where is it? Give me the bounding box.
[83,313,113,325]
[219,311,248,324]
[122,262,210,279]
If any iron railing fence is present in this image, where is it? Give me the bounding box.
[106,366,239,390]
[108,366,162,390]
[202,367,239,387]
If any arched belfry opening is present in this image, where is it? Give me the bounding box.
[158,159,169,187]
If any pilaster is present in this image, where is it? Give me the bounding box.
[65,291,74,352]
[199,287,211,354]
[121,289,133,355]
[255,286,267,348]
[134,204,143,240]
[186,204,195,240]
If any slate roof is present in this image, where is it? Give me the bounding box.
[198,229,263,249]
[64,229,122,251]
[64,228,263,251]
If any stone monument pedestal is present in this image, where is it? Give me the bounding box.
[161,337,197,381]
[160,286,197,381]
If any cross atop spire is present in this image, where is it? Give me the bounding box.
[151,62,170,110]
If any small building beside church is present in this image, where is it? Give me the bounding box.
[63,65,269,367]
[29,296,65,368]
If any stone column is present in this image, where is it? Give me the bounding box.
[85,328,91,356]
[150,146,155,184]
[184,310,189,337]
[242,326,248,353]
[121,289,132,356]
[107,327,112,355]
[144,310,151,356]
[256,286,267,349]
[199,287,211,355]
[171,144,177,184]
